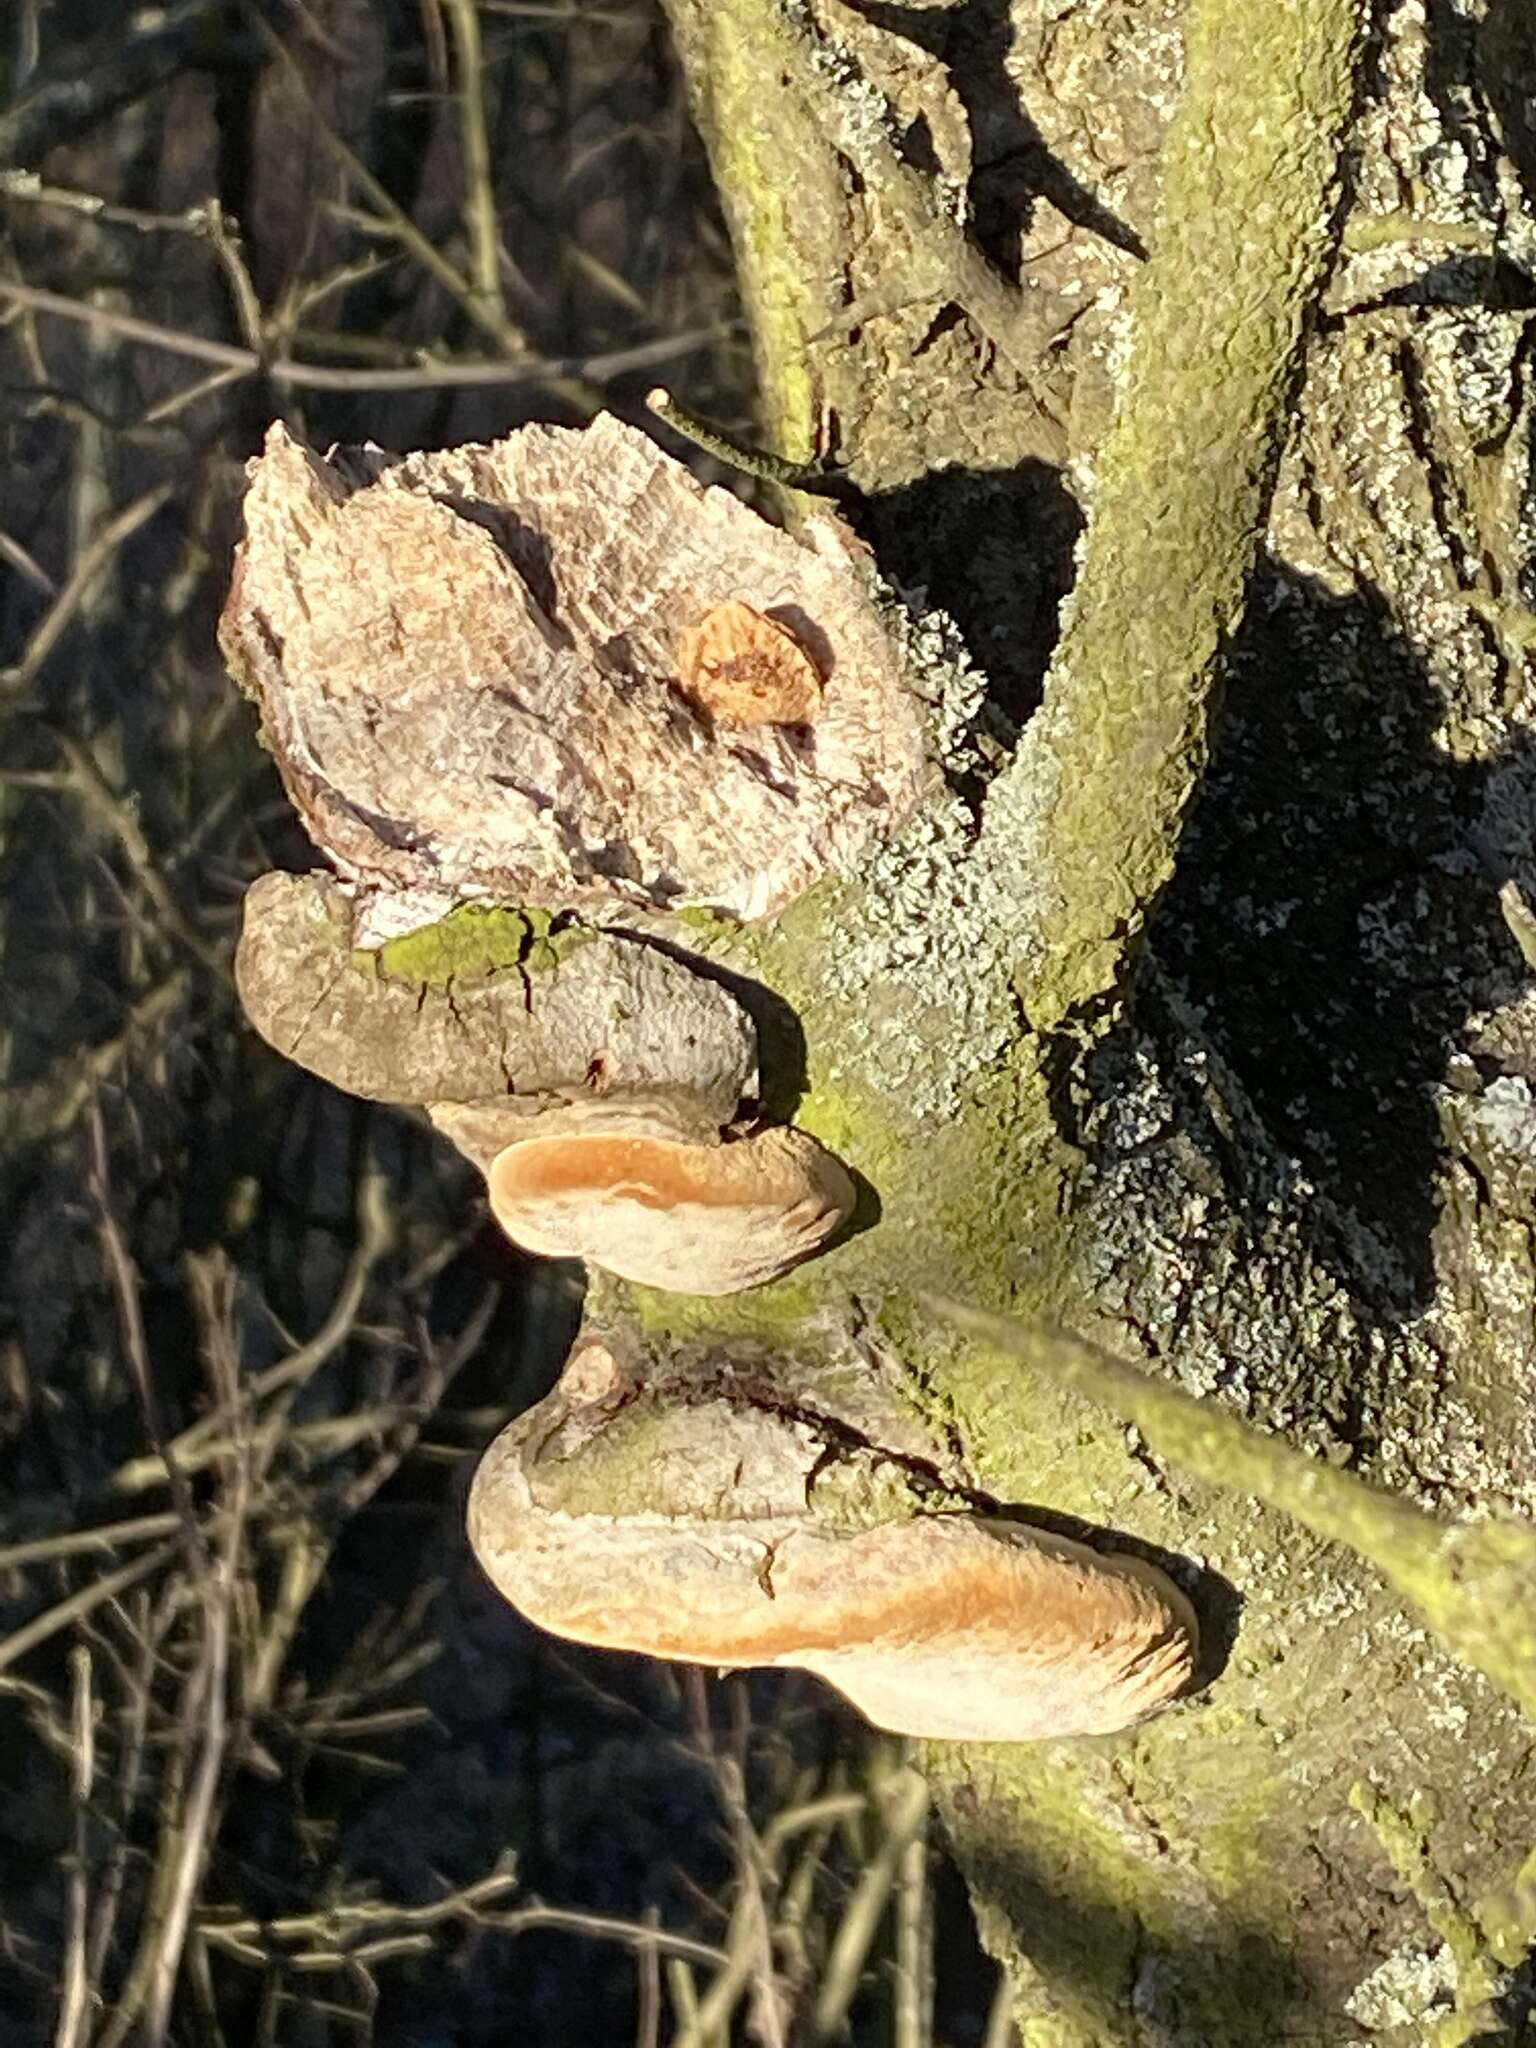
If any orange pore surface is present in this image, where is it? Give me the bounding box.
[492,1135,750,1212]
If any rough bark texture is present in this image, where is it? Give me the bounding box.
[228,0,1536,2038]
[649,1,1536,2040]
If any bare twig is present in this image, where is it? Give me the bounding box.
[0,276,732,391]
[88,1590,173,1990]
[3,970,189,1149]
[88,1105,209,1582]
[50,731,220,965]
[52,1646,95,2048]
[0,524,55,595]
[811,1764,930,2043]
[241,3,552,365]
[116,1258,256,2048]
[636,1904,661,2048]
[1,483,174,697]
[110,1163,396,1498]
[440,0,508,321]
[0,1513,184,1572]
[892,1801,933,2048]
[0,1540,183,1676]
[141,1489,244,2045]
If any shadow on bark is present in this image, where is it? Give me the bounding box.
[1149,561,1535,1322]
[842,0,1148,268]
[944,1789,1307,2046]
[856,457,1084,735]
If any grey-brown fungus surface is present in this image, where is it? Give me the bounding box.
[221,415,929,926]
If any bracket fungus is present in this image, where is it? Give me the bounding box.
[221,414,902,1295]
[221,414,929,927]
[486,1121,856,1293]
[468,1333,1200,1743]
[233,869,758,1169]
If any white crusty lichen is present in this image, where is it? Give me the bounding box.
[813,596,1041,1120]
[1467,1075,1536,1159]
[1343,1941,1457,2032]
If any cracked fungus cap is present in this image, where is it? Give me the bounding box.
[486,1123,856,1294]
[220,416,930,922]
[466,1351,1201,1741]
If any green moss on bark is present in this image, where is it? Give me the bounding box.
[366,904,590,987]
[986,0,1366,1038]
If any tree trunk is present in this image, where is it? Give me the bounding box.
[634,1,1536,2040]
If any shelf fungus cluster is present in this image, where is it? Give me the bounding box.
[467,1331,1201,1743]
[224,416,1202,1741]
[232,868,854,1290]
[220,412,915,1290]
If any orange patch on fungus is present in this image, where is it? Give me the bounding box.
[486,1124,856,1294]
[676,600,823,728]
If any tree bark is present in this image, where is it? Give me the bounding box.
[643,1,1536,2041]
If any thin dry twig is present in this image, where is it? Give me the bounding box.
[892,1805,933,2048]
[110,1162,396,1498]
[88,1105,209,1582]
[812,1762,930,2043]
[0,276,732,391]
[50,737,222,965]
[1,482,174,696]
[52,1645,95,2048]
[0,1539,183,1677]
[0,1513,185,1572]
[4,970,190,1149]
[88,1589,174,1992]
[141,1478,246,2046]
[439,0,508,321]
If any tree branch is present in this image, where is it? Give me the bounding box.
[984,0,1367,1038]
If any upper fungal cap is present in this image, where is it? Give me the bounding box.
[486,1123,857,1294]
[234,870,758,1135]
[222,416,930,923]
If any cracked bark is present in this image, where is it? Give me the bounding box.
[645,1,1536,2042]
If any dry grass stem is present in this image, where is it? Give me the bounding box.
[812,1765,931,2043]
[51,1645,95,2048]
[440,0,508,320]
[2,483,174,697]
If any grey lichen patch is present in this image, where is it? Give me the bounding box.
[1330,0,1524,309]
[787,0,969,226]
[812,598,1040,1120]
[1343,1940,1458,2035]
[1465,1075,1536,1159]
